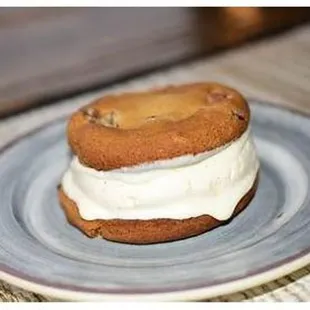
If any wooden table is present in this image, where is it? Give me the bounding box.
[1,7,309,117]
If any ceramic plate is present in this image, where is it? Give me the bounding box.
[0,100,310,301]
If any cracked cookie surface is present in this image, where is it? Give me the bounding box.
[67,82,250,171]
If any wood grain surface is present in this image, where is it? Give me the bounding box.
[0,7,310,117]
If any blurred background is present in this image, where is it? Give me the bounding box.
[1,7,310,118]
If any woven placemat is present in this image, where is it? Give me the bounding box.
[1,24,310,302]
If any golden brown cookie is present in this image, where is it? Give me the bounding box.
[67,83,250,171]
[58,175,258,244]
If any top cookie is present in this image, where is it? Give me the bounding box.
[67,82,250,171]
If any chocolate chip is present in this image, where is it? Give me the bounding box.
[146,115,157,121]
[81,107,119,128]
[81,107,99,118]
[80,107,100,123]
[232,109,246,121]
[98,111,119,128]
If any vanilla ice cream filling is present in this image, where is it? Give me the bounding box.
[61,128,259,220]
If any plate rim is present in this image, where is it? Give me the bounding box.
[1,252,310,301]
[0,99,310,301]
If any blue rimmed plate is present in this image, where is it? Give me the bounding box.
[0,100,310,301]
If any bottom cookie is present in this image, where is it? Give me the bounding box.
[58,175,258,244]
